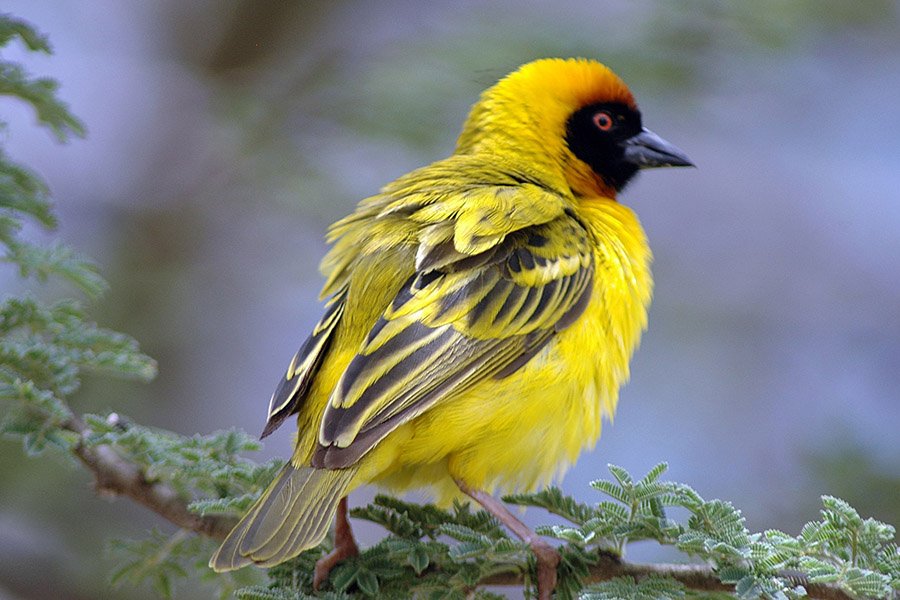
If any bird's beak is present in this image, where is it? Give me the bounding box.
[623,128,694,168]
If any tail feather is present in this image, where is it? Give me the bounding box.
[210,463,356,572]
[254,477,348,566]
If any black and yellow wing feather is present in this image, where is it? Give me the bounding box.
[261,288,346,438]
[259,168,595,467]
[312,213,594,468]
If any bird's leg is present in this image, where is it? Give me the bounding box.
[454,478,560,600]
[313,497,359,590]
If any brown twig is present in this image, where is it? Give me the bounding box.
[63,413,235,541]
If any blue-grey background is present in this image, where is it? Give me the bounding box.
[1,2,898,598]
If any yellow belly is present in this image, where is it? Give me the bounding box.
[353,200,652,502]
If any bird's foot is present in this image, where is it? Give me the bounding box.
[529,536,561,600]
[313,497,359,590]
[312,541,358,590]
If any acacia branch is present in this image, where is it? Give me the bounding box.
[482,552,854,600]
[62,413,235,541]
[58,414,854,600]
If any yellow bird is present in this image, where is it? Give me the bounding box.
[211,58,692,599]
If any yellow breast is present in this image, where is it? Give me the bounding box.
[361,198,652,502]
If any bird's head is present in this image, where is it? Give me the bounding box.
[455,58,693,198]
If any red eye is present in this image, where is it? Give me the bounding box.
[593,111,613,131]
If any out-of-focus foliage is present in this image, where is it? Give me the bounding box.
[0,14,154,455]
[108,528,261,600]
[0,15,83,141]
[0,20,268,599]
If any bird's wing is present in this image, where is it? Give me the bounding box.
[261,288,346,438]
[311,206,594,469]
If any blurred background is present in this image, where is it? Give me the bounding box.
[1,1,898,598]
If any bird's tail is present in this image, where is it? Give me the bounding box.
[209,463,357,571]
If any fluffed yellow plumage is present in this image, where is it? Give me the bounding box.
[211,58,692,598]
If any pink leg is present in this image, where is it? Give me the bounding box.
[455,479,560,600]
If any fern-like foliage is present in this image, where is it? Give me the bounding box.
[581,575,686,600]
[0,15,267,599]
[108,528,262,600]
[82,414,282,503]
[0,15,85,140]
[224,465,897,600]
[0,14,155,458]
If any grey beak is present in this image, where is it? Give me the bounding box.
[623,128,694,168]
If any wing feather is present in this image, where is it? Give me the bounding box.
[261,288,346,438]
[311,213,594,468]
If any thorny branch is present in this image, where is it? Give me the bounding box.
[57,412,855,600]
[483,553,854,600]
[62,413,235,541]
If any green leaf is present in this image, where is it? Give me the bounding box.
[439,523,490,545]
[582,575,684,599]
[607,463,634,489]
[732,574,756,597]
[329,561,358,593]
[716,565,751,584]
[638,462,669,485]
[0,59,85,140]
[0,14,51,52]
[107,529,211,600]
[821,495,863,528]
[596,501,630,523]
[591,479,629,504]
[503,485,597,525]
[188,493,258,517]
[408,545,430,574]
[5,240,107,297]
[355,569,379,596]
[0,152,55,228]
[235,587,315,600]
[843,567,892,598]
[687,500,750,547]
[352,502,426,539]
